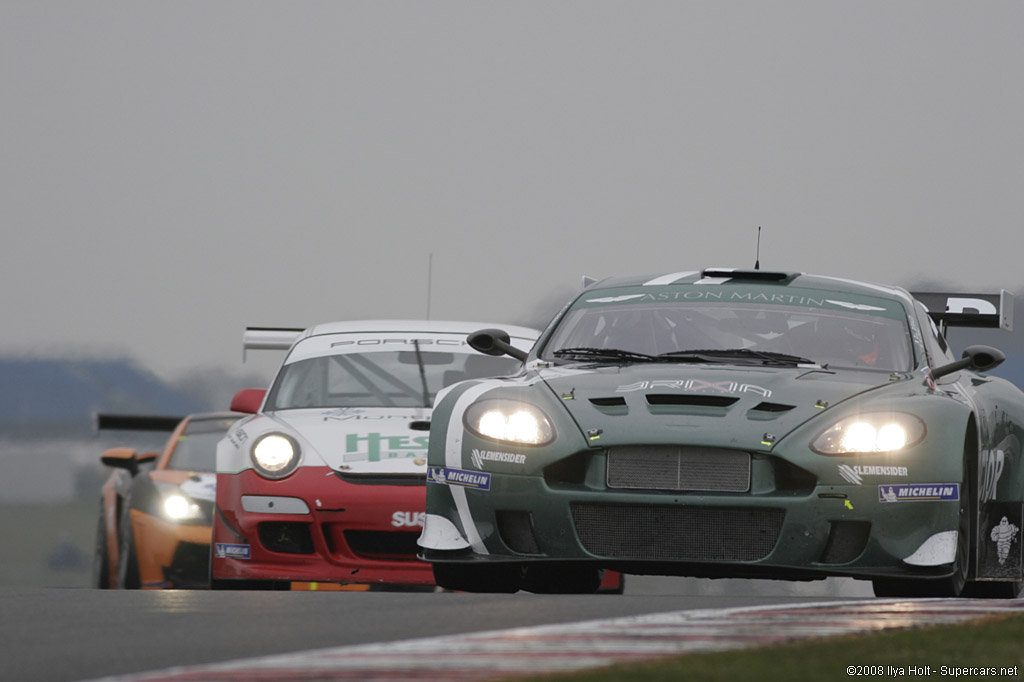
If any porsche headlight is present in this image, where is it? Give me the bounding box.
[465,400,555,446]
[161,493,203,521]
[250,432,301,479]
[811,412,925,455]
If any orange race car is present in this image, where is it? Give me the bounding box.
[93,412,241,589]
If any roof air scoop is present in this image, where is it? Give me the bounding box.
[700,268,795,282]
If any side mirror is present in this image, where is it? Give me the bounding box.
[101,448,158,476]
[467,329,528,362]
[931,345,1006,380]
[230,388,267,414]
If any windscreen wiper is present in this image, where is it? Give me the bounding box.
[657,348,816,366]
[552,347,660,364]
[412,339,431,407]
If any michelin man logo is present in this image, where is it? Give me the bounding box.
[990,516,1020,565]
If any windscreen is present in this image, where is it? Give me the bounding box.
[542,295,913,372]
[265,350,522,409]
[168,418,240,472]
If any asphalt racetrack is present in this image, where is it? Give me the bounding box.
[4,576,875,682]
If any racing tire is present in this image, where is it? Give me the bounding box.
[872,453,971,599]
[521,564,604,594]
[210,579,285,590]
[117,509,141,589]
[91,507,111,589]
[433,562,521,593]
[961,581,1023,599]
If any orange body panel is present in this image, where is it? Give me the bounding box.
[129,509,211,589]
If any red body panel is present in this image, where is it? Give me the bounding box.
[213,466,434,585]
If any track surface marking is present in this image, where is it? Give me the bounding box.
[85,599,1024,681]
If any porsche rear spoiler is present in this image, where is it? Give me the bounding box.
[242,326,305,361]
[94,413,183,433]
[911,290,1014,332]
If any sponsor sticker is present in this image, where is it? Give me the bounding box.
[214,543,251,560]
[838,464,910,485]
[990,516,1020,567]
[428,466,492,491]
[343,432,430,462]
[878,484,959,503]
[616,379,771,397]
[392,511,426,528]
[470,448,526,469]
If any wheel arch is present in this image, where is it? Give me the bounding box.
[965,414,980,580]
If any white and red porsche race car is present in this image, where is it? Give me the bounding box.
[211,320,539,590]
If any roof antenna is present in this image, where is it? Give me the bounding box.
[754,226,762,270]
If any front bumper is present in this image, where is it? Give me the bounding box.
[420,470,963,581]
[129,510,211,589]
[213,466,434,586]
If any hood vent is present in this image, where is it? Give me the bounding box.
[645,393,739,417]
[646,394,739,407]
[589,396,628,415]
[750,402,795,413]
[747,401,796,421]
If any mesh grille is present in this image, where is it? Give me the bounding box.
[571,503,784,561]
[607,446,750,492]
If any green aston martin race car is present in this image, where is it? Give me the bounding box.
[418,268,1023,597]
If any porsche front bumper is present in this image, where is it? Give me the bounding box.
[213,467,435,586]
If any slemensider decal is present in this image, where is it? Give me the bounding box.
[471,448,526,469]
[878,483,959,503]
[838,464,910,485]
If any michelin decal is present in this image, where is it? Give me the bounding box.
[429,467,492,491]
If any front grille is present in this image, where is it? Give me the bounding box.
[819,521,871,564]
[571,503,784,561]
[343,531,421,560]
[258,522,315,554]
[496,510,540,554]
[607,446,750,492]
[334,472,426,486]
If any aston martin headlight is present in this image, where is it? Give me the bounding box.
[465,400,554,446]
[162,493,203,521]
[250,432,301,479]
[811,412,925,455]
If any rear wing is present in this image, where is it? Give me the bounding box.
[911,290,1014,332]
[242,327,305,362]
[94,413,183,433]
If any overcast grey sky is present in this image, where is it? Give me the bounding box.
[2,2,1022,382]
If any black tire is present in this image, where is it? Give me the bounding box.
[961,580,1023,599]
[117,510,140,589]
[210,579,284,590]
[521,564,604,594]
[91,507,111,589]
[433,562,521,593]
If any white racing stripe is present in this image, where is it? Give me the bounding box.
[82,599,1024,682]
[441,376,548,553]
[444,380,504,553]
[643,271,697,286]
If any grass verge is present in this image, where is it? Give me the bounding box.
[0,499,96,587]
